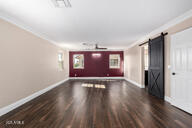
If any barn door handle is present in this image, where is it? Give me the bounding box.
[172,72,176,75]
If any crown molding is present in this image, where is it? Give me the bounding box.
[0,13,66,49]
[127,9,192,49]
[1,9,191,51]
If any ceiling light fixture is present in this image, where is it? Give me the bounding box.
[52,0,71,8]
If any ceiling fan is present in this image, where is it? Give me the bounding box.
[82,43,107,50]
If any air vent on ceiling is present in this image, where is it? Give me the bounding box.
[52,0,71,8]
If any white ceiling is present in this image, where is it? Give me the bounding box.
[0,0,192,50]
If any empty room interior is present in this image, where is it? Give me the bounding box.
[0,0,192,128]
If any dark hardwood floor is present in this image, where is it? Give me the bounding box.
[0,79,192,128]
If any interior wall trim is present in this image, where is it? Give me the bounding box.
[128,9,192,48]
[69,77,124,80]
[165,96,172,104]
[0,13,64,49]
[1,9,191,51]
[124,77,145,88]
[0,78,69,117]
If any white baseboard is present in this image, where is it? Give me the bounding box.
[124,78,144,88]
[0,78,69,117]
[164,96,172,103]
[69,77,124,80]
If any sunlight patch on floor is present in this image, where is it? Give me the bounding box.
[81,83,106,89]
[95,84,106,89]
[82,83,94,87]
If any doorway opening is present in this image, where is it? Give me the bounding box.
[142,45,149,91]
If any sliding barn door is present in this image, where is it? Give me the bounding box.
[148,35,164,99]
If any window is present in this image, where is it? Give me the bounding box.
[58,52,64,70]
[109,54,120,69]
[73,54,84,69]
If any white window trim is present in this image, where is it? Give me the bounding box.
[109,54,121,69]
[58,52,64,71]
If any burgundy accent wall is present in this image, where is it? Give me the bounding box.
[69,51,124,77]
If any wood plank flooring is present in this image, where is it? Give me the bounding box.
[0,79,192,128]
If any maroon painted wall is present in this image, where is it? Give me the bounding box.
[69,51,124,77]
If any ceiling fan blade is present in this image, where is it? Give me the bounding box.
[96,47,107,49]
[94,44,107,49]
